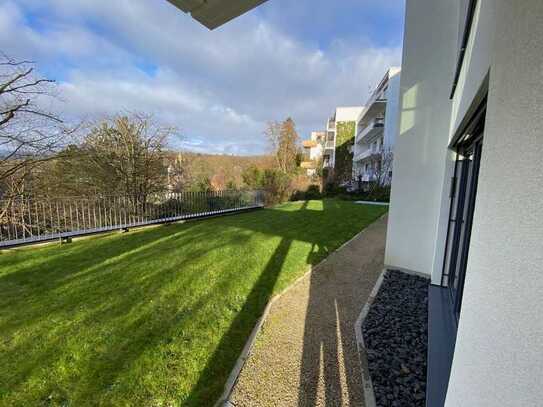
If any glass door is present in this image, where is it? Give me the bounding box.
[442,130,484,321]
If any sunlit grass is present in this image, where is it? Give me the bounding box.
[0,199,387,406]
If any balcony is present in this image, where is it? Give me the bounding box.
[357,117,384,143]
[302,140,318,149]
[357,98,387,126]
[354,146,383,162]
[324,140,335,150]
[300,161,317,169]
[327,119,336,130]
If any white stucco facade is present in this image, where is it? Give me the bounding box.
[384,0,459,276]
[387,0,543,406]
[445,1,543,406]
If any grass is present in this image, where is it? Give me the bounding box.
[0,199,387,406]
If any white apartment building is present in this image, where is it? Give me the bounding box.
[353,68,401,185]
[385,1,543,406]
[301,131,325,176]
[323,106,364,174]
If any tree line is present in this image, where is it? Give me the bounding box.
[0,53,313,222]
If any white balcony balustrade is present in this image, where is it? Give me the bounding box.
[354,146,383,162]
[325,140,335,149]
[357,117,385,143]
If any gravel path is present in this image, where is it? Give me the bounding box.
[230,215,388,407]
[361,270,429,407]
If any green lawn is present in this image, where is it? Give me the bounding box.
[0,199,387,406]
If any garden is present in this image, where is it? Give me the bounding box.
[0,199,387,406]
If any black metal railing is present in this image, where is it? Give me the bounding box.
[0,190,264,248]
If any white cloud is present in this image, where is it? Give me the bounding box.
[1,0,402,154]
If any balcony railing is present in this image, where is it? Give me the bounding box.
[325,140,335,149]
[354,146,383,162]
[357,117,385,143]
[302,140,318,149]
[0,190,264,248]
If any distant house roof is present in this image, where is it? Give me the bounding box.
[167,0,268,29]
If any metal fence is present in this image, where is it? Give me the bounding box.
[0,190,264,248]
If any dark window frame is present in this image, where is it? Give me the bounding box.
[450,0,479,99]
[440,98,486,324]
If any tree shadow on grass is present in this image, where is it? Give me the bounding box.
[184,236,295,405]
[0,199,386,406]
[0,221,255,405]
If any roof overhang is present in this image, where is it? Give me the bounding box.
[167,0,268,29]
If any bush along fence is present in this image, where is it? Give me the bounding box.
[0,190,265,248]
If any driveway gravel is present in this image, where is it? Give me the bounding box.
[230,215,388,407]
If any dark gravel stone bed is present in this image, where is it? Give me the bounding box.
[362,270,429,407]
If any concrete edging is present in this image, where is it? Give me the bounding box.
[354,268,388,407]
[215,214,388,407]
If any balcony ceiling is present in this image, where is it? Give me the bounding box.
[167,0,268,29]
[359,99,386,124]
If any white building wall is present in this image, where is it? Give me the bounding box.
[383,68,401,150]
[389,0,543,404]
[352,108,366,176]
[445,1,543,405]
[449,0,494,137]
[309,144,322,161]
[384,0,459,275]
[309,131,324,161]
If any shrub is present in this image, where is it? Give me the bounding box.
[324,183,347,196]
[290,184,322,201]
[261,169,291,205]
[304,184,322,199]
[241,165,263,189]
[331,185,391,203]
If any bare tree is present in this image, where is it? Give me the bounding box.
[366,147,394,195]
[0,53,68,192]
[265,117,299,174]
[376,148,394,186]
[0,53,72,229]
[75,114,173,201]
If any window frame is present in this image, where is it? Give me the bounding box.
[450,0,478,99]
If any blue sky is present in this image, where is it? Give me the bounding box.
[0,0,405,155]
